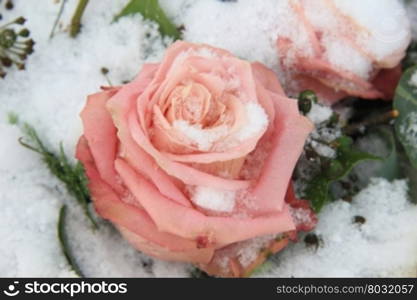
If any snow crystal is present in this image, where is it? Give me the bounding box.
[191,186,236,213]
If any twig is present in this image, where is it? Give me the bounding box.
[49,0,68,39]
[344,110,399,135]
[69,0,89,38]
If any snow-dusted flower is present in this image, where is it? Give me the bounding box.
[277,0,411,104]
[76,41,315,277]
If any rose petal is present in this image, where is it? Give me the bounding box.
[118,226,214,264]
[128,112,251,191]
[76,137,213,264]
[80,88,123,193]
[199,237,290,278]
[107,81,192,207]
[248,66,313,213]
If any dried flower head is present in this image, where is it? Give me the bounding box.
[0,12,34,78]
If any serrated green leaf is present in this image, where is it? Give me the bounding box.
[394,65,417,169]
[115,0,180,40]
[58,205,84,277]
[305,136,381,212]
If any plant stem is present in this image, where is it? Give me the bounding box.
[49,0,68,39]
[69,0,89,38]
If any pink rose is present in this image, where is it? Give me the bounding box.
[76,41,314,277]
[277,0,410,105]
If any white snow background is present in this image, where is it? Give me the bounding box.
[0,0,416,277]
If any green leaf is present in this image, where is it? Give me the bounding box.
[394,65,417,169]
[305,136,381,212]
[115,0,181,40]
[58,205,84,277]
[18,123,97,229]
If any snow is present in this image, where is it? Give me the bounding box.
[256,179,417,277]
[307,103,333,125]
[173,120,229,151]
[405,0,417,39]
[173,102,268,151]
[331,0,410,64]
[167,0,409,91]
[311,140,336,159]
[191,186,236,213]
[0,0,416,278]
[236,235,276,267]
[235,102,268,140]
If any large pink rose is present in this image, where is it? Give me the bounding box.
[76,41,314,277]
[277,0,411,105]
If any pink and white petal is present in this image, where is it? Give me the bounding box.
[199,237,290,278]
[249,95,313,214]
[118,226,214,264]
[115,158,295,246]
[128,112,251,191]
[107,87,191,207]
[76,137,213,264]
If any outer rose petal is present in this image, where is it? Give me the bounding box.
[249,63,314,214]
[199,237,290,278]
[76,136,214,264]
[80,88,123,193]
[118,226,214,264]
[115,158,295,246]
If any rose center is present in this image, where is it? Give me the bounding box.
[166,83,216,126]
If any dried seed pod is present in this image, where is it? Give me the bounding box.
[0,12,34,77]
